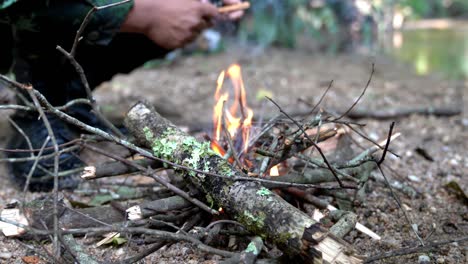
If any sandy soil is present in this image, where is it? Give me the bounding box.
[0,47,466,263]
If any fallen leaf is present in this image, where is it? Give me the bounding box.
[22,256,40,264]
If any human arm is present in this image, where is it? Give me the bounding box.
[121,0,219,49]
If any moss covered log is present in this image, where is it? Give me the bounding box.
[125,102,363,263]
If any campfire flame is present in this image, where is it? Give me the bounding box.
[211,64,253,157]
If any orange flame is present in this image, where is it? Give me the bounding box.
[212,64,253,156]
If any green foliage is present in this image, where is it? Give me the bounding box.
[238,0,338,48]
[449,0,468,17]
[399,0,430,18]
[101,234,127,247]
[392,0,468,19]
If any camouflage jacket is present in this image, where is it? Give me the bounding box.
[0,0,134,73]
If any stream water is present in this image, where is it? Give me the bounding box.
[384,23,468,80]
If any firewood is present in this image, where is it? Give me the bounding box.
[124,102,364,263]
[0,195,126,238]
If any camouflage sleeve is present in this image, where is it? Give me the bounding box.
[0,0,18,9]
[0,0,134,46]
[82,0,135,45]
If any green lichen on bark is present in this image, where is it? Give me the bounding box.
[274,231,293,245]
[180,137,215,176]
[217,161,234,177]
[239,210,266,231]
[143,126,178,161]
[256,187,272,196]
[143,126,154,141]
[144,126,217,175]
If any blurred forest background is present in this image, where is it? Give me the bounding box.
[181,0,468,80]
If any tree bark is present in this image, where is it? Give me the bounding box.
[124,102,363,263]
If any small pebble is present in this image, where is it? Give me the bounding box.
[115,248,124,256]
[442,135,450,143]
[408,175,421,182]
[437,257,445,263]
[402,204,412,211]
[418,255,430,264]
[180,247,192,256]
[391,181,403,189]
[369,132,379,141]
[382,238,399,248]
[0,252,12,259]
[210,255,222,261]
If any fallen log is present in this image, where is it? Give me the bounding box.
[0,195,126,238]
[124,102,363,263]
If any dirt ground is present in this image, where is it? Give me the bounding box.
[0,47,467,263]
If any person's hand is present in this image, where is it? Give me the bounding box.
[222,0,245,20]
[121,0,219,49]
[200,0,245,20]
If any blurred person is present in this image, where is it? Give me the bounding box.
[0,0,244,191]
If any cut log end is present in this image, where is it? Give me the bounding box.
[126,205,142,221]
[0,209,28,237]
[81,166,97,180]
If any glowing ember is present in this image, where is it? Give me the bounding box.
[211,64,253,157]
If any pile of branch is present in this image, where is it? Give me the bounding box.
[2,1,461,263]
[0,54,399,264]
[0,86,395,263]
[0,5,394,263]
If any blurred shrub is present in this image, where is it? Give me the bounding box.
[396,0,468,19]
[444,0,468,18]
[237,0,339,48]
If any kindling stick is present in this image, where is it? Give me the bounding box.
[218,2,250,13]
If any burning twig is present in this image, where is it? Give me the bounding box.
[266,96,347,188]
[222,104,243,169]
[255,126,338,164]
